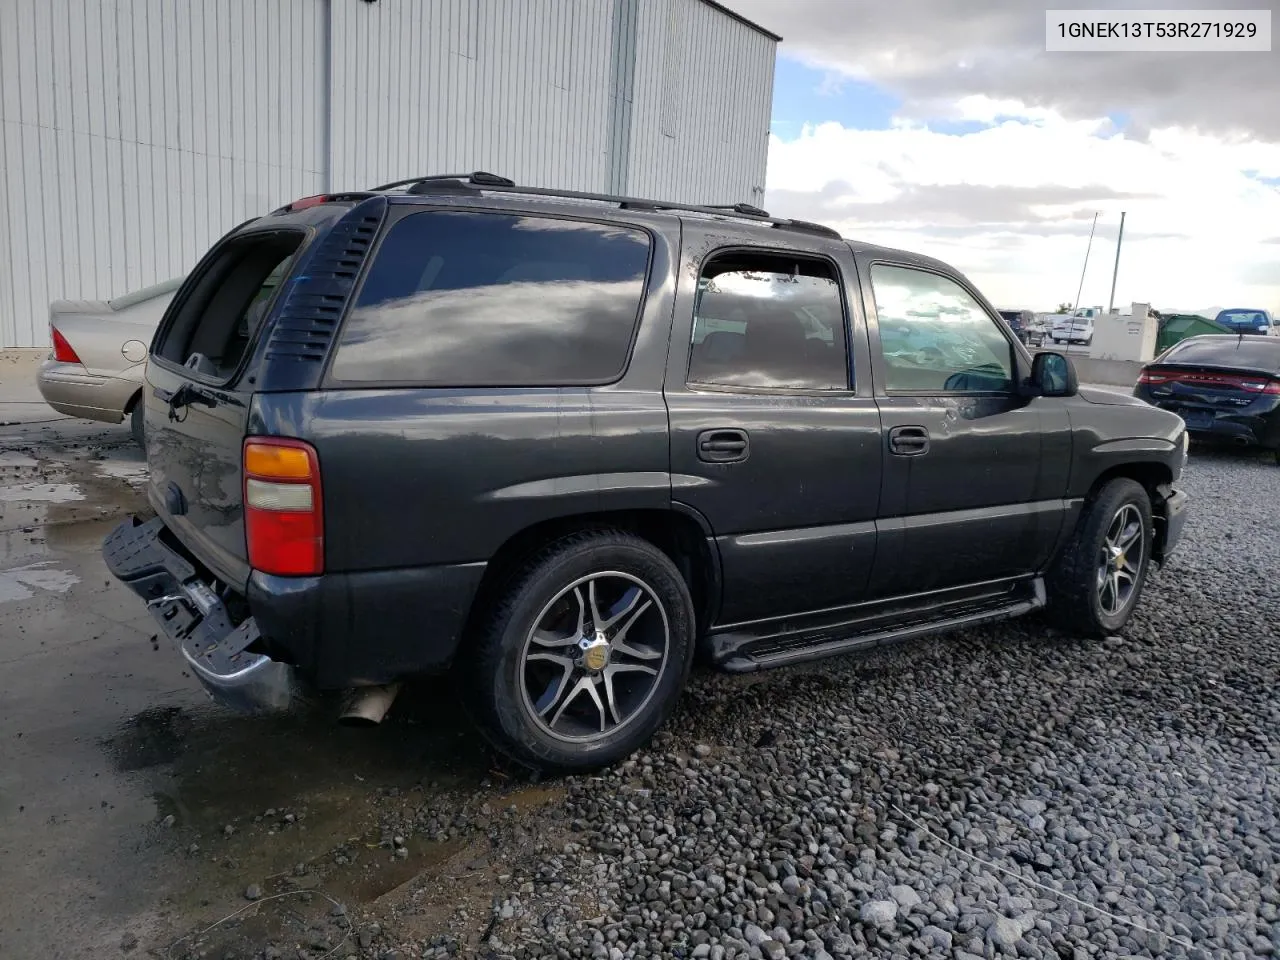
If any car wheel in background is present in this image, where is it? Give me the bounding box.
[129,396,145,449]
[461,530,695,773]
[1046,478,1153,637]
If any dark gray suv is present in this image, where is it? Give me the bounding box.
[104,173,1190,772]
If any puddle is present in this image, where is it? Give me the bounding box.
[93,459,148,486]
[0,482,85,503]
[0,559,81,602]
[0,451,39,469]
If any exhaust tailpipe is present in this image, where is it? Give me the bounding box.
[338,683,402,727]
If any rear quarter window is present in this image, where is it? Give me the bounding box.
[328,211,652,385]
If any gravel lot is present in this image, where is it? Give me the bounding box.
[459,450,1279,960]
[4,392,1277,960]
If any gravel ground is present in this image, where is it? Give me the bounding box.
[148,450,1280,960]
[461,451,1279,960]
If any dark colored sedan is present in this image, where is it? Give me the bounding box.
[1135,335,1280,461]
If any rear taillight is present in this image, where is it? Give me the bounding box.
[1137,369,1168,384]
[287,194,329,211]
[51,327,81,364]
[1265,380,1280,395]
[243,438,323,576]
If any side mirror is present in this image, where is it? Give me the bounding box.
[1029,351,1078,397]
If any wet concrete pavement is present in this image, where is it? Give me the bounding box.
[0,376,564,960]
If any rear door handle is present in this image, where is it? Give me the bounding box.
[888,425,930,456]
[697,429,749,463]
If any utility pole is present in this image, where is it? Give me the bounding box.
[1107,211,1126,315]
[1073,212,1099,312]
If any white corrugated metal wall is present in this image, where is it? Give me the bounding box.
[0,0,776,348]
[626,0,775,206]
[329,0,619,192]
[0,0,326,349]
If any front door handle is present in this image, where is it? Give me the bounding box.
[888,425,930,456]
[697,429,750,463]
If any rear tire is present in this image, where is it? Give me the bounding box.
[129,397,145,449]
[1046,478,1153,637]
[461,530,694,773]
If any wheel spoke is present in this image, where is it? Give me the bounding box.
[597,584,644,631]
[1117,518,1142,551]
[610,599,659,662]
[602,669,622,726]
[607,661,658,677]
[549,676,593,729]
[530,629,577,649]
[587,579,606,631]
[612,639,661,661]
[573,585,588,637]
[530,655,576,717]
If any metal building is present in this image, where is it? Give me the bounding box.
[0,0,778,348]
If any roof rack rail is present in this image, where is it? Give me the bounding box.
[706,202,770,218]
[370,175,842,240]
[370,171,516,191]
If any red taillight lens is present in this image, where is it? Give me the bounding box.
[287,194,329,211]
[1137,369,1168,384]
[243,438,323,576]
[1265,380,1280,395]
[51,327,81,364]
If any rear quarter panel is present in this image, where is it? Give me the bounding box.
[266,214,681,574]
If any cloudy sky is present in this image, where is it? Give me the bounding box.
[721,0,1280,316]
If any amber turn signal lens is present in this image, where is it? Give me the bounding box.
[244,442,313,479]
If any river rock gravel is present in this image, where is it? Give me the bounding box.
[465,451,1280,960]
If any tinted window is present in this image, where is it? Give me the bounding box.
[870,264,1014,393]
[329,212,650,385]
[1163,336,1280,369]
[687,254,849,390]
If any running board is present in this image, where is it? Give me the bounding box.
[714,578,1046,673]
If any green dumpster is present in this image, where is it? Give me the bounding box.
[1155,314,1233,355]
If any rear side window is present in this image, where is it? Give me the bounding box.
[329,212,651,385]
[687,253,850,391]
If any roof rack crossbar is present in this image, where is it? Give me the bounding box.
[370,177,841,240]
[706,202,770,218]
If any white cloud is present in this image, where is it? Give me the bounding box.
[765,109,1280,313]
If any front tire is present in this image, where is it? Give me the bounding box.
[1046,478,1153,637]
[462,531,694,773]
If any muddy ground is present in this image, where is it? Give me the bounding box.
[0,406,573,960]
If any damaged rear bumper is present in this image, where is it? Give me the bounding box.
[103,516,300,713]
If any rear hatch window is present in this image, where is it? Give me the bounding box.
[155,231,303,381]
